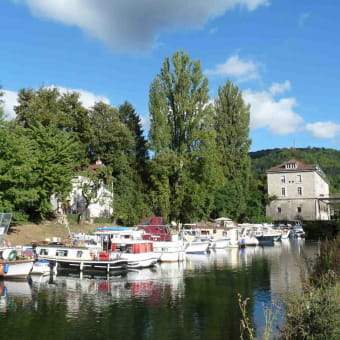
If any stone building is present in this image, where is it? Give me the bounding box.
[266,159,330,222]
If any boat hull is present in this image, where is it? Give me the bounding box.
[184,241,210,254]
[0,260,34,278]
[152,241,185,262]
[52,258,128,272]
[255,235,275,245]
[210,238,230,249]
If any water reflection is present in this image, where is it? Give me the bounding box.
[0,240,318,340]
[0,279,33,313]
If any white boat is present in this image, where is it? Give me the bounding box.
[152,241,185,262]
[292,224,305,238]
[0,248,34,278]
[111,240,159,268]
[35,244,128,272]
[31,259,52,275]
[210,237,231,249]
[280,228,291,239]
[179,227,210,254]
[238,227,259,246]
[183,240,210,254]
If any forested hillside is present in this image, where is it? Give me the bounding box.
[250,148,340,193]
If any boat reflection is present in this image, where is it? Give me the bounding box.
[0,279,33,313]
[4,240,318,319]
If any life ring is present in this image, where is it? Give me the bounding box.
[8,250,17,261]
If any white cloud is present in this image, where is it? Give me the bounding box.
[52,86,110,108]
[16,0,269,51]
[2,90,18,119]
[269,80,291,95]
[1,86,110,120]
[305,122,340,139]
[205,54,260,82]
[243,86,304,135]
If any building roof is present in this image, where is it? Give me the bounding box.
[266,159,319,172]
[87,158,104,173]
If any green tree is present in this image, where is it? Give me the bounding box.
[28,123,82,219]
[88,102,133,168]
[15,87,90,164]
[89,101,150,225]
[15,87,63,128]
[118,101,148,168]
[213,80,252,221]
[149,51,222,222]
[0,125,37,220]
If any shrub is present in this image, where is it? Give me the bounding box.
[279,236,340,340]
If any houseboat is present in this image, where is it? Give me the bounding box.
[34,244,128,273]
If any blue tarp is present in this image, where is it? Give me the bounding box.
[95,226,132,232]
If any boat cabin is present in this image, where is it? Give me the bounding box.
[137,216,172,242]
[111,241,154,254]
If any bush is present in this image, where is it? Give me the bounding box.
[279,236,340,340]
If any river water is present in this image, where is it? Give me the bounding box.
[0,239,318,340]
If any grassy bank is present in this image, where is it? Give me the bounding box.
[2,221,104,246]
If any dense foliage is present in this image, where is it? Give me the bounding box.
[149,51,222,222]
[1,51,339,225]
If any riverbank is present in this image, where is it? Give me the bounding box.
[2,222,100,246]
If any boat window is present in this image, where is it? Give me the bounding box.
[56,249,68,257]
[40,249,48,255]
[76,251,83,258]
[213,230,217,234]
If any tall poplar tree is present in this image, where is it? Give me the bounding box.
[149,51,221,222]
[214,80,252,220]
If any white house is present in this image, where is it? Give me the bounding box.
[52,159,113,219]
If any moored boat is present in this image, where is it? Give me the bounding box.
[292,224,305,238]
[152,241,185,262]
[110,240,159,268]
[0,248,34,278]
[34,244,128,273]
[135,217,186,261]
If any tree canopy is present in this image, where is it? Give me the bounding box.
[3,51,337,225]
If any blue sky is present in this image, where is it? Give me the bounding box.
[1,0,340,151]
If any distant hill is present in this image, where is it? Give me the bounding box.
[250,148,340,193]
